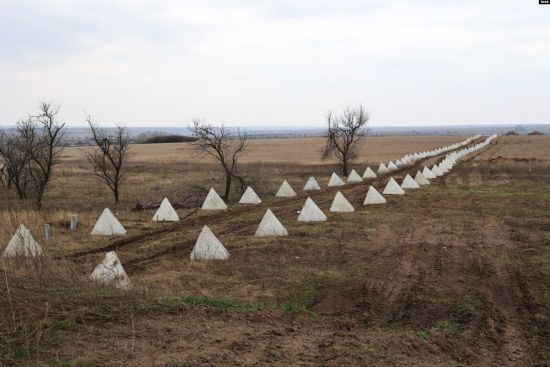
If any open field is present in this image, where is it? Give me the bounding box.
[1,135,549,366]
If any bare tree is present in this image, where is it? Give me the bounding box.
[189,120,247,202]
[85,115,130,205]
[27,102,66,209]
[0,162,10,190]
[0,119,36,199]
[322,104,370,176]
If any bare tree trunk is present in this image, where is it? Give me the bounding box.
[224,173,231,202]
[114,183,120,205]
[85,115,130,206]
[342,159,349,176]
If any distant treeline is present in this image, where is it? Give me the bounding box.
[135,130,197,144]
[143,135,197,144]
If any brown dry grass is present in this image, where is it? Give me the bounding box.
[1,134,550,366]
[0,135,466,255]
[474,135,550,161]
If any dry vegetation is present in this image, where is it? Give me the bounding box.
[1,135,549,366]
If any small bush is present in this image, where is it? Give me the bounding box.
[528,131,544,136]
[505,131,519,136]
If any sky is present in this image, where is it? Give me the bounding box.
[0,0,549,127]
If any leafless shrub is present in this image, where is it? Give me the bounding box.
[189,119,248,202]
[85,114,131,205]
[0,121,35,199]
[0,102,65,209]
[27,102,66,209]
[322,104,369,176]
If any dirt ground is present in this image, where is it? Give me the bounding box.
[1,135,549,366]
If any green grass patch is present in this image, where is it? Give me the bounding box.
[456,294,482,316]
[0,319,75,364]
[141,295,262,312]
[430,319,461,335]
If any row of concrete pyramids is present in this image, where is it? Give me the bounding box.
[85,135,498,288]
[2,135,496,289]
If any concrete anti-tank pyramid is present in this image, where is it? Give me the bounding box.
[328,172,345,187]
[431,164,444,176]
[363,186,387,205]
[347,169,363,183]
[303,176,321,191]
[255,209,288,237]
[298,197,327,221]
[153,197,179,222]
[363,167,377,179]
[91,208,127,236]
[415,171,430,186]
[377,163,390,175]
[330,191,355,212]
[90,251,131,289]
[388,161,399,171]
[190,225,229,261]
[276,180,297,197]
[401,174,420,189]
[3,224,43,257]
[422,166,436,179]
[201,188,228,210]
[239,186,262,204]
[383,177,405,195]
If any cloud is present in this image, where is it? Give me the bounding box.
[0,0,549,126]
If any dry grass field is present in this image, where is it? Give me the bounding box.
[1,135,549,366]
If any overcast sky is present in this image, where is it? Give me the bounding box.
[0,0,549,127]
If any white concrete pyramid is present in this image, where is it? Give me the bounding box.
[401,174,420,189]
[383,177,405,195]
[255,209,288,237]
[153,197,179,222]
[89,251,131,289]
[330,191,354,212]
[303,176,321,191]
[239,186,262,204]
[328,172,345,187]
[363,186,387,205]
[363,167,377,179]
[276,180,297,197]
[438,162,449,174]
[423,166,436,179]
[190,225,229,261]
[388,161,399,171]
[91,208,127,236]
[2,224,43,257]
[201,188,228,210]
[347,169,363,183]
[431,164,444,176]
[415,171,430,186]
[298,197,327,221]
[377,163,390,175]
